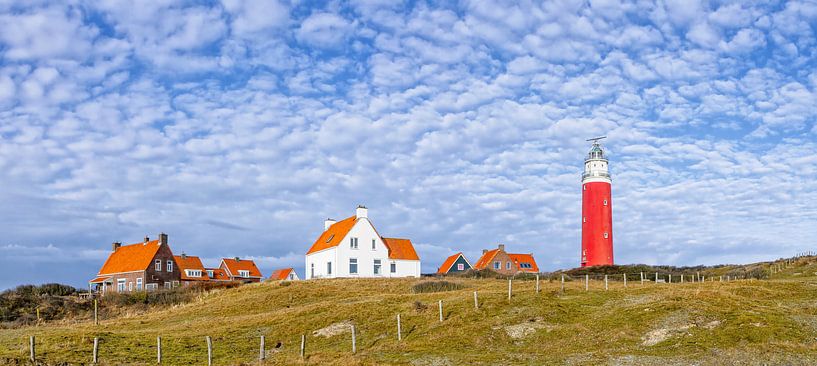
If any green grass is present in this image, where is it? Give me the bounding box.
[2,269,817,365]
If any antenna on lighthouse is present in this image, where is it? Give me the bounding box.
[586,136,607,143]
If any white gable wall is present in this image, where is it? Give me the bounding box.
[306,217,420,279]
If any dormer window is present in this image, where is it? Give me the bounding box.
[155,259,162,271]
[206,270,214,278]
[239,270,250,277]
[326,234,334,243]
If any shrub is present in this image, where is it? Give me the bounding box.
[411,281,465,294]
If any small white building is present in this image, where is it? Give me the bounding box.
[305,206,421,279]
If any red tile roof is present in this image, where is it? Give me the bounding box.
[174,255,210,281]
[221,258,262,278]
[95,240,163,276]
[437,252,464,274]
[306,216,357,254]
[89,276,112,283]
[206,268,230,281]
[508,253,539,272]
[382,238,420,260]
[473,249,500,270]
[270,268,295,280]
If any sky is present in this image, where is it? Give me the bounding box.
[1,0,816,290]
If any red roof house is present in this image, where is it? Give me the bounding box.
[220,257,263,282]
[89,234,180,294]
[473,244,539,275]
[270,268,300,281]
[174,254,210,284]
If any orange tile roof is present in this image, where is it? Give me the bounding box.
[473,249,500,270]
[508,253,539,272]
[206,268,231,281]
[382,238,420,260]
[437,252,465,274]
[174,255,210,281]
[89,276,112,283]
[270,268,295,280]
[306,216,357,255]
[221,258,262,278]
[96,240,163,276]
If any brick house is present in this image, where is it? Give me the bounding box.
[174,253,210,285]
[473,244,539,276]
[89,234,181,294]
[220,257,263,282]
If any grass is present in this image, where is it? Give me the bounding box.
[1,262,817,365]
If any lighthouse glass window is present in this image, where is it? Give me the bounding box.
[604,232,609,239]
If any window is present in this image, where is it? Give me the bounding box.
[186,269,202,277]
[127,282,133,292]
[583,217,586,223]
[493,261,500,270]
[206,270,214,278]
[310,263,314,278]
[604,232,609,239]
[327,262,332,275]
[146,283,158,291]
[167,260,173,272]
[520,263,532,269]
[457,263,465,271]
[164,282,171,289]
[350,237,358,249]
[155,259,162,271]
[117,279,126,292]
[372,239,376,250]
[136,278,143,290]
[374,259,381,275]
[239,270,250,277]
[390,262,396,273]
[506,262,511,270]
[289,273,294,280]
[583,185,586,190]
[349,258,358,274]
[172,281,179,287]
[603,199,608,206]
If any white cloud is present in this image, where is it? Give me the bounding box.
[297,12,354,48]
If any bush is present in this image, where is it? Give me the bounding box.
[411,281,465,294]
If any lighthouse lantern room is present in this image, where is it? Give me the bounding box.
[581,137,614,267]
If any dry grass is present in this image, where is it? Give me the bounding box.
[2,275,817,365]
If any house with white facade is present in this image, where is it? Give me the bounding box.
[305,206,421,279]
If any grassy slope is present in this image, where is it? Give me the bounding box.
[1,263,817,365]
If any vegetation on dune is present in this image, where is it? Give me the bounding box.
[411,281,465,293]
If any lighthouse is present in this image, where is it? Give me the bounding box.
[581,137,614,267]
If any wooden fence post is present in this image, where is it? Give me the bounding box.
[438,300,443,322]
[397,314,402,341]
[561,275,565,293]
[585,274,589,291]
[93,337,99,364]
[640,272,644,285]
[604,275,608,291]
[94,299,98,326]
[300,335,305,358]
[535,275,540,293]
[668,274,672,283]
[157,336,162,364]
[508,279,512,302]
[681,274,684,283]
[720,276,723,282]
[206,336,212,366]
[351,325,356,354]
[473,291,478,310]
[655,272,658,283]
[259,335,265,361]
[29,335,35,362]
[623,273,627,288]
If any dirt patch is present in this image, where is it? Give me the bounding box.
[641,312,721,346]
[313,320,353,337]
[410,356,453,366]
[495,317,555,339]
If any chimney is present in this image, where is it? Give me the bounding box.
[158,233,168,246]
[112,242,121,252]
[234,257,240,262]
[324,218,337,231]
[356,205,368,219]
[144,235,150,243]
[482,249,488,255]
[181,253,187,259]
[498,244,505,252]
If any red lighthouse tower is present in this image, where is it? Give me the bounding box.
[581,137,613,267]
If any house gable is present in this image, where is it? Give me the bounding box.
[437,252,471,274]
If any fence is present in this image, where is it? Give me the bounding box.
[15,271,762,365]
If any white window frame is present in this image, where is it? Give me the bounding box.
[164,282,171,289]
[155,259,162,271]
[128,282,133,292]
[583,217,586,223]
[327,262,332,275]
[239,270,250,277]
[350,237,358,249]
[117,279,126,292]
[604,232,609,239]
[349,258,358,274]
[136,278,143,290]
[390,262,396,273]
[206,270,214,278]
[146,283,158,291]
[167,260,173,272]
[457,263,465,271]
[506,261,511,270]
[374,259,382,275]
[372,239,376,250]
[603,199,608,206]
[493,261,500,270]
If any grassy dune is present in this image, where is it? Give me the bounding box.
[2,261,817,365]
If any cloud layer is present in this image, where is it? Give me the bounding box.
[1,0,816,289]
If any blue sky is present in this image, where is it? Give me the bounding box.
[1,0,816,290]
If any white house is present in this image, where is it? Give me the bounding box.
[305,206,421,279]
